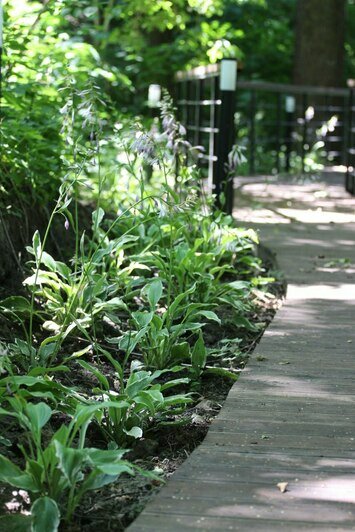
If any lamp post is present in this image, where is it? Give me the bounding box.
[213,58,237,213]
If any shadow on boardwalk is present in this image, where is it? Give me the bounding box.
[129,171,355,531]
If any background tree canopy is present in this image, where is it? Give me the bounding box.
[1,0,355,208]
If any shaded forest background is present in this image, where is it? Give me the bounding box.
[1,0,355,274]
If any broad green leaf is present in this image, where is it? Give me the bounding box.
[147,279,163,309]
[31,497,60,532]
[171,342,190,360]
[40,251,57,272]
[134,390,161,413]
[81,471,118,491]
[0,455,40,491]
[37,342,57,364]
[196,310,221,325]
[54,441,85,484]
[92,297,127,315]
[26,402,52,432]
[160,377,190,391]
[32,230,42,262]
[168,283,196,317]
[228,280,250,291]
[72,401,129,428]
[132,311,153,329]
[86,448,127,464]
[191,332,206,371]
[95,462,135,476]
[0,514,31,531]
[123,426,143,439]
[125,371,153,398]
[234,316,259,331]
[0,296,31,314]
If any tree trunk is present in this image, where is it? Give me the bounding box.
[293,0,346,87]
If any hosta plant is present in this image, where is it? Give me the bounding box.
[0,398,152,530]
[81,355,192,446]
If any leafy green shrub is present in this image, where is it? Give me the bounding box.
[0,398,148,529]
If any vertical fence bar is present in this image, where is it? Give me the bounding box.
[276,93,282,174]
[181,79,188,129]
[194,78,202,146]
[213,59,237,213]
[341,93,349,166]
[208,76,217,188]
[249,90,256,174]
[301,93,308,174]
[346,88,354,194]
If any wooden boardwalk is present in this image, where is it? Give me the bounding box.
[128,173,355,531]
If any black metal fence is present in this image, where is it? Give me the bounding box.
[346,87,355,195]
[174,61,355,212]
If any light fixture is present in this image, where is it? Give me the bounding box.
[285,96,296,113]
[148,84,161,108]
[219,59,237,91]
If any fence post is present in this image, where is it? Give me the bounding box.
[346,88,355,194]
[285,95,295,172]
[213,59,237,214]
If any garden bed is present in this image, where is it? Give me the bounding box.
[0,249,284,531]
[0,94,285,532]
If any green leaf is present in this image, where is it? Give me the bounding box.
[95,461,135,476]
[54,441,86,484]
[0,455,40,492]
[81,472,118,491]
[86,448,127,465]
[26,402,52,432]
[147,279,163,309]
[228,281,250,291]
[32,231,42,263]
[0,514,31,532]
[77,360,110,391]
[168,283,196,317]
[131,311,153,329]
[171,342,190,360]
[234,316,259,331]
[204,367,238,381]
[31,497,60,532]
[196,310,221,325]
[92,297,127,315]
[125,371,152,398]
[123,426,143,439]
[191,332,206,371]
[40,252,57,272]
[92,208,105,230]
[63,344,92,362]
[0,296,31,314]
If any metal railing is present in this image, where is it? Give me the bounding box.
[174,61,355,212]
[175,61,236,213]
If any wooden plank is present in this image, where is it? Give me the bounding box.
[130,513,355,531]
